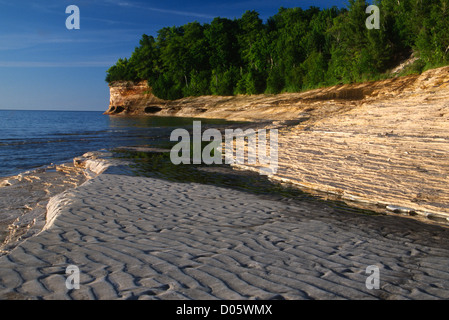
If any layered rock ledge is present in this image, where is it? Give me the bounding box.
[105,67,449,221]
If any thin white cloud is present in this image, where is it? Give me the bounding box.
[0,34,80,51]
[0,28,141,51]
[0,60,115,68]
[101,0,215,19]
[139,6,215,19]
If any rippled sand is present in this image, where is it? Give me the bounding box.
[1,65,449,299]
[0,159,448,300]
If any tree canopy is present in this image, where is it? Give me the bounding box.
[106,0,449,100]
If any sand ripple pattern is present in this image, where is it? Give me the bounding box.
[1,172,449,300]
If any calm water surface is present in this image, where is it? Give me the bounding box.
[0,110,234,177]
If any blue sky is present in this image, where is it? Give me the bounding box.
[0,0,346,111]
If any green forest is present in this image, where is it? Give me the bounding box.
[105,0,449,100]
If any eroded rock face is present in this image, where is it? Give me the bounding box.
[102,67,449,220]
[104,80,165,116]
[104,66,449,122]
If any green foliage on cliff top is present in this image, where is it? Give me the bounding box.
[106,0,449,100]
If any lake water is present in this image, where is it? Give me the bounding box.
[0,110,235,178]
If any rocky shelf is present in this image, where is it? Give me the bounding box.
[104,66,449,221]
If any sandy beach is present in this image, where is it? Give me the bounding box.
[1,66,449,300]
[3,0,449,304]
[0,155,448,300]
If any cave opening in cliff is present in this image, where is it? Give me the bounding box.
[145,106,163,114]
[110,106,125,114]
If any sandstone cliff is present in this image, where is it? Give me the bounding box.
[105,67,449,123]
[104,67,449,221]
[105,80,165,116]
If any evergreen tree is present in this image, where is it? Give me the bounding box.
[106,2,449,100]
